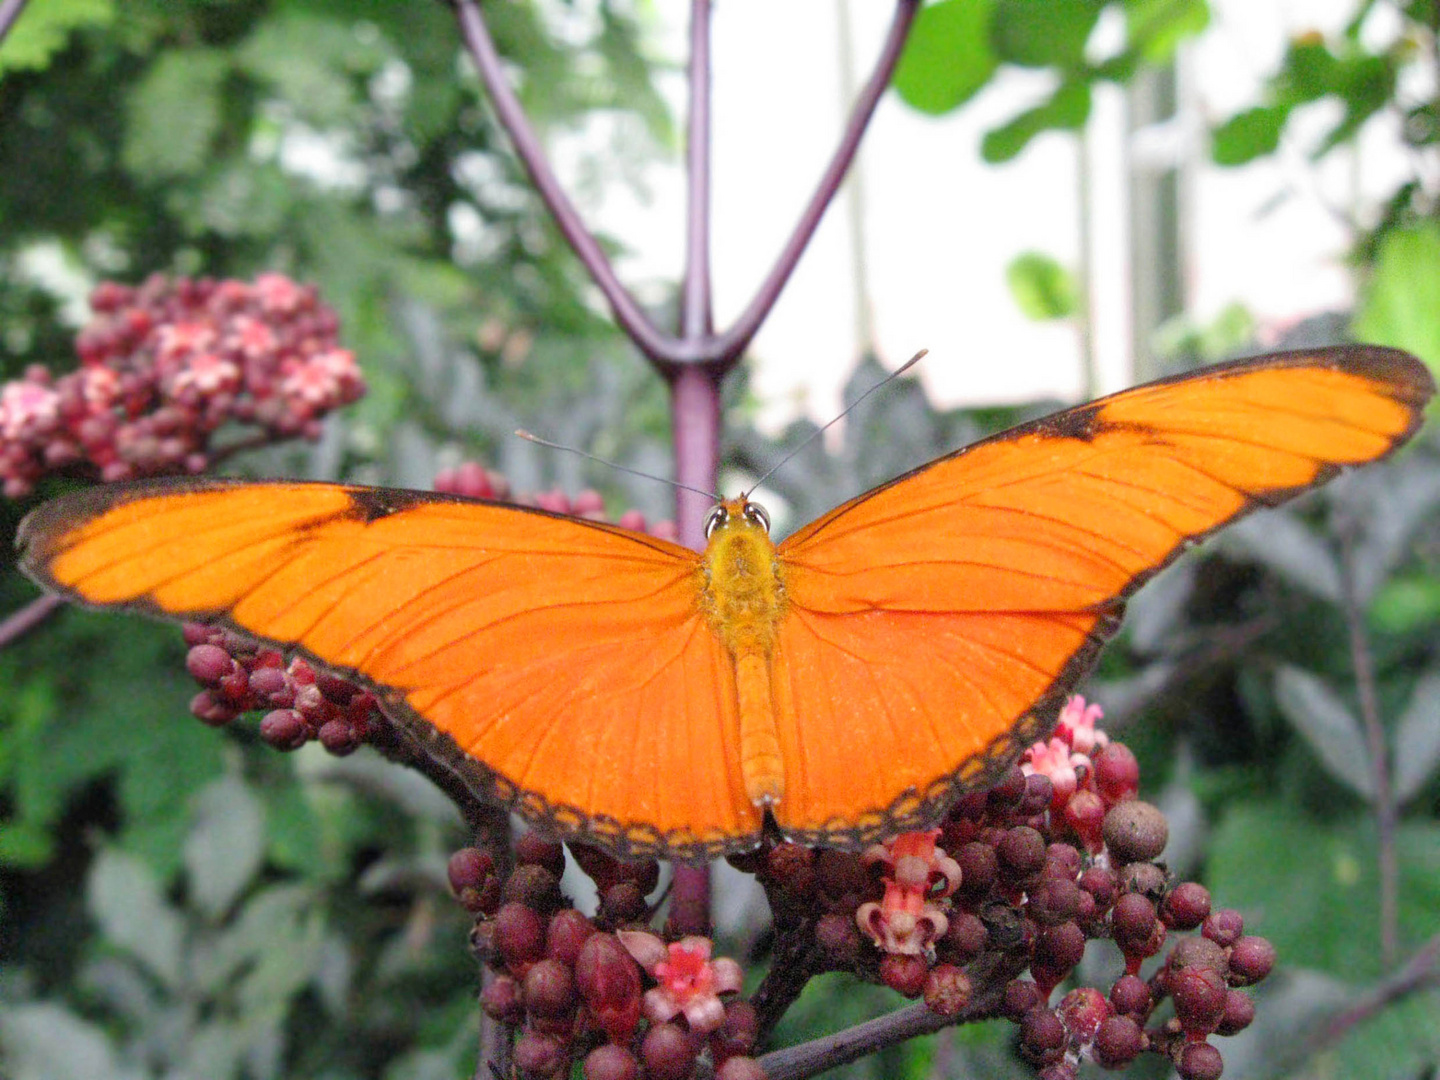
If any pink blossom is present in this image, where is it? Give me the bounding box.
[1023,736,1081,809]
[79,366,120,408]
[617,931,743,1035]
[856,879,950,956]
[0,381,59,439]
[155,321,216,365]
[229,315,277,359]
[254,272,306,314]
[863,829,961,899]
[171,353,241,395]
[1056,694,1108,755]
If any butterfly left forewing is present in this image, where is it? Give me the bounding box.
[20,478,761,859]
[770,346,1433,844]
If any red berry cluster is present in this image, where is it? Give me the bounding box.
[452,835,764,1080]
[739,698,1272,1078]
[0,274,365,497]
[434,461,680,542]
[183,623,377,754]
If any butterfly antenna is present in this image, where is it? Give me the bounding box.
[746,349,928,496]
[515,430,723,502]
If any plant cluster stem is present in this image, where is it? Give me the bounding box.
[753,952,1030,1080]
[0,593,63,649]
[0,0,29,41]
[1339,531,1399,967]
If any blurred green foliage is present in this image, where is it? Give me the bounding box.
[0,3,677,1077]
[2,2,1440,1080]
[893,0,1208,161]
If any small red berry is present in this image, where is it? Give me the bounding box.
[1018,1008,1067,1065]
[1093,1014,1144,1067]
[640,1022,700,1080]
[582,1044,638,1080]
[1176,1040,1224,1080]
[1202,908,1245,947]
[924,963,972,1017]
[1227,936,1276,986]
[1102,800,1168,863]
[1093,741,1140,804]
[1217,989,1255,1035]
[1162,882,1212,930]
[879,954,928,998]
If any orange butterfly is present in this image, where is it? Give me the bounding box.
[16,347,1434,860]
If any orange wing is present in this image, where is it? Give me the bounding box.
[18,480,761,858]
[769,346,1434,846]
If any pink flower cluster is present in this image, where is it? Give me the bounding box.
[1022,695,1137,852]
[0,274,365,497]
[856,828,962,955]
[619,931,744,1034]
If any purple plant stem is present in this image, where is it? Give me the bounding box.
[0,0,30,42]
[754,952,1028,1080]
[1305,928,1440,1055]
[0,594,63,649]
[1340,532,1399,966]
[452,0,674,364]
[664,0,722,940]
[452,0,919,369]
[681,0,715,347]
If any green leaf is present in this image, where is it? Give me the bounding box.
[1393,672,1440,804]
[1313,52,1396,156]
[184,774,266,921]
[1006,251,1078,320]
[235,12,388,128]
[122,49,231,181]
[1209,802,1440,979]
[1122,0,1210,64]
[1370,572,1440,634]
[0,0,114,74]
[1353,221,1440,373]
[1275,38,1341,105]
[990,0,1102,68]
[1211,104,1289,166]
[0,818,54,867]
[87,848,186,990]
[981,79,1091,162]
[893,0,999,115]
[1273,664,1373,798]
[0,1004,141,1080]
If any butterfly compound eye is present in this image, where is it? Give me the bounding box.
[744,502,771,533]
[704,505,728,538]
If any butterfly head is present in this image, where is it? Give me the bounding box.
[703,497,771,540]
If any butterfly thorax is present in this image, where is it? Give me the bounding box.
[699,497,786,807]
[699,497,785,654]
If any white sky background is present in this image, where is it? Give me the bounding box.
[566,0,1409,431]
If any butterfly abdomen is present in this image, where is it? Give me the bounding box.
[700,498,786,808]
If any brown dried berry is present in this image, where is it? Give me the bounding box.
[1103,801,1168,864]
